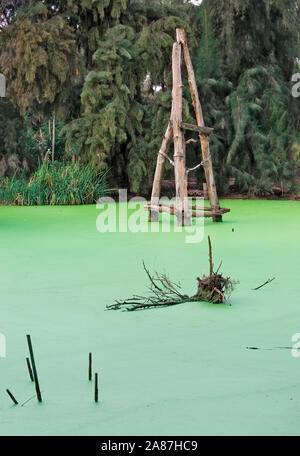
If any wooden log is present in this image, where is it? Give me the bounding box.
[144,203,230,213]
[181,122,214,135]
[146,202,216,211]
[146,202,230,212]
[218,208,230,214]
[191,209,229,218]
[146,204,175,215]
[177,28,223,222]
[145,204,229,218]
[149,122,173,222]
[171,41,191,226]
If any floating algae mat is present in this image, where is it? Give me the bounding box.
[0,200,300,436]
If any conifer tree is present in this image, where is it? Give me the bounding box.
[193,0,300,195]
[63,0,190,192]
[0,99,25,176]
[208,0,299,81]
[2,0,299,195]
[0,1,76,118]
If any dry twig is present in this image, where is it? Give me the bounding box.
[253,277,275,290]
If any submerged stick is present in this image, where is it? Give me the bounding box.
[208,235,213,277]
[95,373,99,403]
[246,346,292,351]
[89,353,92,381]
[26,335,42,403]
[26,357,34,382]
[6,389,18,405]
[21,394,38,407]
[253,277,275,290]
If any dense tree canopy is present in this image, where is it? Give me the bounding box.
[0,2,76,117]
[197,0,300,193]
[0,0,299,195]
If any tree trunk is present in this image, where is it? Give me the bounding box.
[150,122,173,221]
[171,41,191,226]
[177,29,222,222]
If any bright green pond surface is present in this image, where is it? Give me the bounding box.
[0,200,300,436]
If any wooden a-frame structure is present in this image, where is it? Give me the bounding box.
[146,29,230,225]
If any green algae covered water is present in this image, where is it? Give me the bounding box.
[0,200,300,435]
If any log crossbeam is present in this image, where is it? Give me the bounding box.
[145,202,230,212]
[145,203,230,218]
[181,122,214,136]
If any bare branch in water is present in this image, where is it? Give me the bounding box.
[253,277,275,290]
[107,237,237,312]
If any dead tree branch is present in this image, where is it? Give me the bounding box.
[253,277,275,290]
[107,237,237,311]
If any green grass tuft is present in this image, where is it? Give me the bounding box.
[0,162,108,205]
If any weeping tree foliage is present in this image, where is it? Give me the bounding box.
[41,0,130,69]
[208,0,299,81]
[132,81,197,194]
[0,99,27,176]
[225,66,296,194]
[64,24,145,184]
[0,0,299,196]
[0,1,79,173]
[192,0,300,195]
[0,1,76,118]
[63,0,191,192]
[42,0,187,68]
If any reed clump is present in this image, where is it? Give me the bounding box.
[0,162,107,205]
